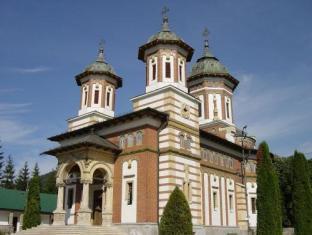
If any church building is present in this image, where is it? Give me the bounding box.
[42,9,258,235]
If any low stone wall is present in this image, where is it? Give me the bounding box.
[0,225,13,234]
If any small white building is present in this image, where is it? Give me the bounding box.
[0,187,56,233]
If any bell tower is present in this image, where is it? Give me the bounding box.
[187,28,239,142]
[68,42,123,131]
[138,7,193,93]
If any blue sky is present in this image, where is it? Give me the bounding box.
[0,0,311,174]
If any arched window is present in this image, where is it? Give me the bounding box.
[106,86,113,110]
[127,134,134,147]
[179,133,185,149]
[119,136,126,149]
[149,57,158,83]
[92,83,102,106]
[162,55,173,81]
[82,85,89,108]
[135,131,143,145]
[178,58,185,83]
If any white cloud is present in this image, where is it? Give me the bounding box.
[10,66,51,74]
[0,103,32,115]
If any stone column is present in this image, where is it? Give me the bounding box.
[77,180,92,225]
[102,181,113,225]
[53,183,66,225]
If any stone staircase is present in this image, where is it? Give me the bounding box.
[15,224,127,235]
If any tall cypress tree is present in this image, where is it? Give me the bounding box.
[292,151,312,235]
[16,162,30,191]
[2,155,15,189]
[256,142,282,235]
[0,141,4,183]
[41,170,57,194]
[159,186,193,235]
[23,175,41,229]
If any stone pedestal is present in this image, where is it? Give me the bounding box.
[77,210,92,225]
[53,211,66,225]
[102,212,112,225]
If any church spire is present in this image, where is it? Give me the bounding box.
[96,39,105,62]
[161,6,170,32]
[202,27,214,58]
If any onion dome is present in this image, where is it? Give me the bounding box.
[75,42,122,88]
[138,7,194,62]
[188,28,239,89]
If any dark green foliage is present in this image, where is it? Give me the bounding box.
[32,163,40,177]
[0,141,4,182]
[16,162,30,191]
[292,151,312,235]
[273,156,294,227]
[159,186,192,235]
[2,156,15,189]
[256,142,282,235]
[22,175,41,230]
[307,159,312,184]
[40,170,57,194]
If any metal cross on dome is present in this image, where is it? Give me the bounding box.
[202,27,209,47]
[162,6,169,18]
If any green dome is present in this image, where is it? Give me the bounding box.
[84,60,115,74]
[190,45,229,77]
[84,47,116,74]
[148,30,181,43]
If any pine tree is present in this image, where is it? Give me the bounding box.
[2,155,15,189]
[159,186,192,235]
[0,141,4,183]
[32,163,40,177]
[256,142,282,235]
[22,175,41,229]
[16,162,30,191]
[292,151,312,235]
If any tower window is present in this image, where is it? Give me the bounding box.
[251,197,256,214]
[179,65,182,81]
[165,62,171,78]
[94,90,99,104]
[126,182,133,205]
[213,191,218,210]
[127,134,134,147]
[198,102,202,117]
[226,99,230,119]
[152,64,156,81]
[106,88,111,106]
[229,194,234,211]
[135,131,143,145]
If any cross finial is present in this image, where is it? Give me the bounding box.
[203,27,209,47]
[97,39,105,62]
[161,6,170,31]
[162,6,169,18]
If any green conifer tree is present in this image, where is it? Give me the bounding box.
[159,186,192,235]
[22,175,41,229]
[32,163,40,177]
[16,162,30,191]
[292,151,312,235]
[256,142,282,235]
[0,141,4,182]
[2,155,15,189]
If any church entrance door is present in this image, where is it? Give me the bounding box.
[92,189,103,225]
[65,185,76,225]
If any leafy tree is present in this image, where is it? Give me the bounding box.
[273,156,294,227]
[2,155,15,189]
[41,170,57,194]
[16,162,30,191]
[292,151,312,235]
[256,142,282,235]
[159,186,192,235]
[32,163,40,177]
[22,175,41,229]
[0,141,4,182]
